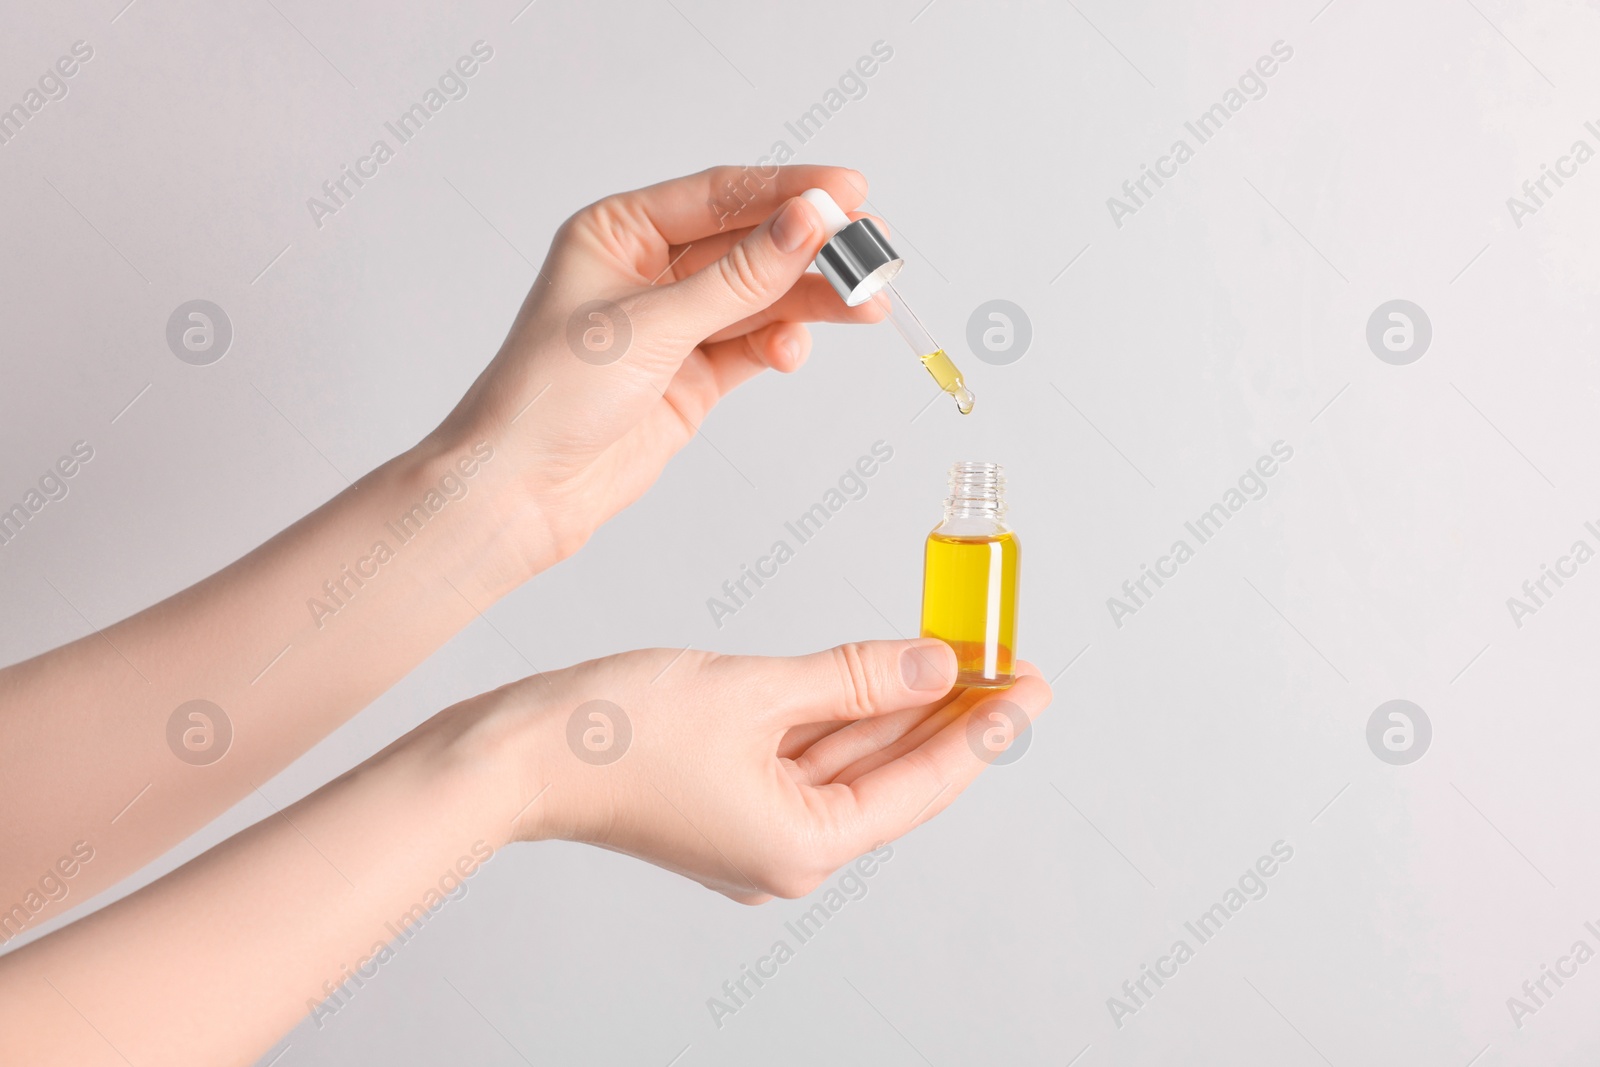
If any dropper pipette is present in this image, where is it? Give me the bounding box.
[802,188,975,415]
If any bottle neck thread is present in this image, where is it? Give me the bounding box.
[943,461,1006,521]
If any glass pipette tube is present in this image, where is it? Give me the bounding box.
[871,282,975,415]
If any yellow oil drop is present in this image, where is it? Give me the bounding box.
[919,348,975,415]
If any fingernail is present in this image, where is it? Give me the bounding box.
[770,199,815,254]
[901,643,954,691]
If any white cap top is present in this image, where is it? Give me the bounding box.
[800,188,852,238]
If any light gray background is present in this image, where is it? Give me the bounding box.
[4,0,1599,1063]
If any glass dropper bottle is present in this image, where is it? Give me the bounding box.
[921,461,1019,687]
[802,189,975,415]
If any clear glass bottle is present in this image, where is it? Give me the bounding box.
[919,462,1020,688]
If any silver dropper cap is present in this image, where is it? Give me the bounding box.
[800,188,905,306]
[815,218,904,306]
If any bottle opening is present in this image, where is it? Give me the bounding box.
[945,461,1005,518]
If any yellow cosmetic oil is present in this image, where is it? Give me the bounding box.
[918,349,976,415]
[920,462,1019,688]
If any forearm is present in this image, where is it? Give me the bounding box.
[0,429,547,925]
[0,695,527,1067]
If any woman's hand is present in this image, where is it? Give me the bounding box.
[0,639,1049,1067]
[432,164,883,572]
[487,639,1053,902]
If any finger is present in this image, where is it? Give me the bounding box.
[779,719,850,761]
[839,675,1053,847]
[696,320,812,398]
[739,639,958,727]
[607,165,867,247]
[702,275,886,345]
[652,322,812,435]
[791,690,967,786]
[661,225,756,278]
[665,195,836,340]
[608,327,804,465]
[826,685,994,786]
[778,645,956,761]
[665,211,886,280]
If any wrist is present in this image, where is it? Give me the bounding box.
[397,432,559,600]
[439,685,562,847]
[399,693,545,854]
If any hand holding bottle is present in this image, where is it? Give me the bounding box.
[0,638,1052,1067]
[492,639,1053,902]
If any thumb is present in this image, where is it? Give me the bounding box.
[667,195,829,340]
[757,639,959,726]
